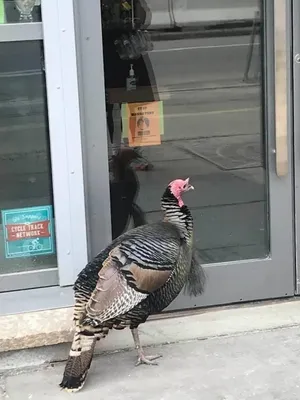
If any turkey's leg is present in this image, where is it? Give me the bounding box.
[131,328,162,366]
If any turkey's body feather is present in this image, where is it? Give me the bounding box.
[75,221,191,329]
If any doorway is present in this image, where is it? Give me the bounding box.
[74,0,294,309]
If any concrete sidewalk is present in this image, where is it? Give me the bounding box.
[2,325,300,399]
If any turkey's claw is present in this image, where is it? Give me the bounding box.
[131,328,162,366]
[135,353,162,366]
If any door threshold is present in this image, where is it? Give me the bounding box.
[149,296,297,321]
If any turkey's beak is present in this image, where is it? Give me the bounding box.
[184,178,194,192]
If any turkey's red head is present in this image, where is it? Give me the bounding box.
[169,178,194,207]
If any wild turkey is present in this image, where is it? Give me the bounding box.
[60,178,206,392]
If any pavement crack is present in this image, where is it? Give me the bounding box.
[0,377,9,398]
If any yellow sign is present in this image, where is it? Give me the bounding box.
[122,101,164,147]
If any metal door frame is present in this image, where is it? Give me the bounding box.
[74,0,295,310]
[292,0,300,295]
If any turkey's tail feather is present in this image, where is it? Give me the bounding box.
[184,248,207,297]
[60,332,96,392]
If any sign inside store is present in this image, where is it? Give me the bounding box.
[1,205,55,258]
[122,101,164,147]
[0,0,4,24]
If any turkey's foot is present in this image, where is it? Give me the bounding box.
[135,352,162,366]
[131,327,162,366]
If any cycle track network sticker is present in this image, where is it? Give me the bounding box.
[1,205,55,258]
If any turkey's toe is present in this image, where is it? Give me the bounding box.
[135,353,162,366]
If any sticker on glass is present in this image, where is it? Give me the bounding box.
[1,205,55,258]
[122,101,164,147]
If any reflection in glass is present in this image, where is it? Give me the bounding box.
[103,0,268,263]
[14,0,36,22]
[0,41,56,274]
[3,0,41,23]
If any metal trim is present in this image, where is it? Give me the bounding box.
[292,0,300,295]
[265,0,294,289]
[0,22,43,42]
[41,0,88,285]
[274,0,289,176]
[0,268,58,294]
[73,0,112,259]
[0,284,72,315]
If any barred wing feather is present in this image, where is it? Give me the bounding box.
[84,222,182,323]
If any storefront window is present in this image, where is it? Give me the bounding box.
[0,40,56,276]
[103,0,268,263]
[2,0,41,23]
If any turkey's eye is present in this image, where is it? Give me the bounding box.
[182,184,187,190]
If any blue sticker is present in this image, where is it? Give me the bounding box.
[1,205,55,258]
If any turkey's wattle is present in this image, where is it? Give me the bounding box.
[60,178,206,393]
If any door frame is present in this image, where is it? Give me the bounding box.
[74,0,295,310]
[292,0,300,295]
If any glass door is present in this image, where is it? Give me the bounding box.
[75,0,294,309]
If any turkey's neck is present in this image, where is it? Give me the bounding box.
[161,188,193,240]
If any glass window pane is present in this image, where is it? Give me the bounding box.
[0,40,56,274]
[103,0,269,263]
[3,0,41,23]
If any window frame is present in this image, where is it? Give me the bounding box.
[0,0,88,297]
